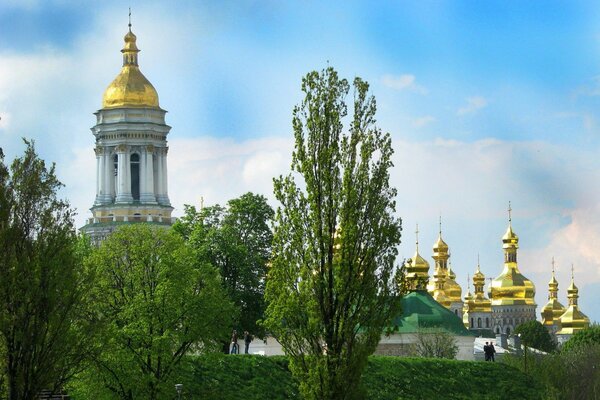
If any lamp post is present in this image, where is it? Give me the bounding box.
[518,333,527,374]
[175,383,183,400]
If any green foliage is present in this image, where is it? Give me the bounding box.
[0,140,96,399]
[173,192,274,338]
[561,323,600,353]
[504,343,600,399]
[178,354,298,399]
[175,355,543,400]
[264,67,403,400]
[514,320,556,353]
[75,225,234,400]
[413,329,459,359]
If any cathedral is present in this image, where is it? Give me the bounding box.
[81,21,174,243]
[404,206,590,341]
[79,18,590,344]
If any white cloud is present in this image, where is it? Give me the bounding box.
[412,115,435,128]
[457,96,488,116]
[381,74,428,94]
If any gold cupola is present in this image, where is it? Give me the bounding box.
[102,22,160,109]
[472,258,492,312]
[428,218,450,293]
[557,266,590,335]
[444,261,463,304]
[405,225,430,291]
[488,203,536,306]
[541,258,566,328]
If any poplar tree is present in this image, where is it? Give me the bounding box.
[0,141,94,399]
[263,67,403,400]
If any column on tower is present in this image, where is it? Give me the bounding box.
[156,147,171,205]
[94,147,102,205]
[103,149,114,203]
[162,147,170,205]
[115,144,133,203]
[140,145,157,203]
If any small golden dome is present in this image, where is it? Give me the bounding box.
[102,27,159,109]
[433,234,449,254]
[557,271,590,335]
[502,224,519,249]
[444,267,463,303]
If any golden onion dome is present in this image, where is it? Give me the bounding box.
[444,267,463,303]
[502,224,519,249]
[557,269,590,334]
[542,258,566,327]
[102,27,159,109]
[433,234,449,254]
[489,216,536,306]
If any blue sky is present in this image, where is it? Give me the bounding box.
[2,0,600,323]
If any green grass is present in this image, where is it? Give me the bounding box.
[179,354,543,400]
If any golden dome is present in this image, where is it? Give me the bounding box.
[542,258,566,327]
[102,27,159,109]
[405,225,430,291]
[433,234,449,254]
[444,267,463,303]
[489,217,536,306]
[557,270,590,335]
[405,250,430,290]
[502,224,519,249]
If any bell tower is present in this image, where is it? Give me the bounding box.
[81,20,173,243]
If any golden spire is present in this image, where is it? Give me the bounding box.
[102,12,160,109]
[548,257,559,299]
[433,216,449,258]
[567,264,578,306]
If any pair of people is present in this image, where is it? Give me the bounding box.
[230,330,253,354]
[483,341,496,361]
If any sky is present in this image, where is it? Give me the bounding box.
[2,0,600,323]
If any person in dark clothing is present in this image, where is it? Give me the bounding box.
[244,331,253,354]
[230,330,239,354]
[489,341,496,362]
[483,342,490,361]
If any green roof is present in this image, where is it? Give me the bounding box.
[390,290,475,336]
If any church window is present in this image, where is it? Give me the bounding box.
[496,328,500,334]
[131,153,140,201]
[477,318,482,328]
[486,318,489,328]
[470,318,474,328]
[506,327,511,335]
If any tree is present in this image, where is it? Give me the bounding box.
[413,329,459,359]
[81,224,234,400]
[263,67,403,400]
[514,320,556,353]
[561,324,600,353]
[0,140,96,399]
[174,192,274,339]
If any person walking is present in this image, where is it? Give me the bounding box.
[244,331,253,354]
[483,342,490,361]
[230,330,239,354]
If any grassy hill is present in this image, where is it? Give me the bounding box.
[178,354,543,400]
